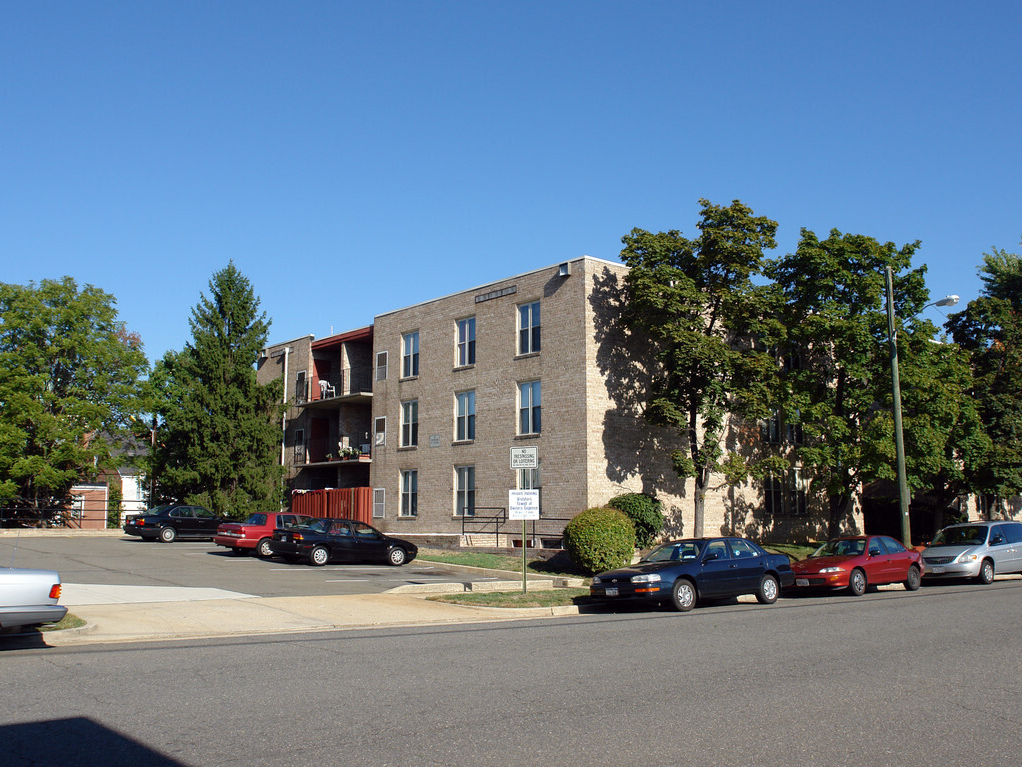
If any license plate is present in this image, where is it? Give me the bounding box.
[930,565,944,574]
[605,587,618,597]
[796,578,809,587]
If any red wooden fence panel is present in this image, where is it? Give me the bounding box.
[291,488,372,525]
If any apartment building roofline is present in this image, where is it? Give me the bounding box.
[373,255,623,321]
[311,325,373,350]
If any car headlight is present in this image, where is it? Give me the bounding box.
[957,554,978,563]
[631,573,662,583]
[818,567,846,574]
[591,576,601,584]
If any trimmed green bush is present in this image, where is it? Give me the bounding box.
[563,507,636,575]
[608,493,664,548]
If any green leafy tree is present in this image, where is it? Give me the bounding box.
[0,278,148,509]
[765,229,935,537]
[620,199,780,536]
[148,263,284,518]
[946,246,1022,505]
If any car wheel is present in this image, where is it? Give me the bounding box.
[257,538,274,558]
[756,574,779,604]
[978,559,995,584]
[309,546,329,566]
[847,568,867,596]
[158,526,177,543]
[904,565,922,591]
[671,578,696,612]
[388,547,407,566]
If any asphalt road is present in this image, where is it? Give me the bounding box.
[0,534,499,597]
[3,578,1022,766]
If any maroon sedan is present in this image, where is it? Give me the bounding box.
[790,535,922,596]
[214,512,314,557]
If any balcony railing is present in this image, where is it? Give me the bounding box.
[296,365,373,404]
[296,436,372,465]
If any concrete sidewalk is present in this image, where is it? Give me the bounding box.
[40,589,584,646]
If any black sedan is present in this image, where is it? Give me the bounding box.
[123,504,227,543]
[590,537,794,612]
[268,517,418,566]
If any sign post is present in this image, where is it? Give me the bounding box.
[508,490,540,593]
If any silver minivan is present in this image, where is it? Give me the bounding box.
[921,521,1022,583]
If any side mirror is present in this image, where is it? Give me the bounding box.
[703,552,720,562]
[991,535,1005,545]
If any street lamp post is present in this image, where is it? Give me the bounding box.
[885,266,959,546]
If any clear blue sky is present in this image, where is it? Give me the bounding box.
[3,2,1020,364]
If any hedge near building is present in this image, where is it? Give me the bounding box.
[563,507,636,575]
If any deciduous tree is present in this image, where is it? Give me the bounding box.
[0,278,147,509]
[620,199,779,536]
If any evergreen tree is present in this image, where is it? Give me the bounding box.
[149,263,283,518]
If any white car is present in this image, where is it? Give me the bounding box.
[0,567,68,631]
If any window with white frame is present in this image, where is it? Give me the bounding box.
[518,380,541,434]
[294,428,306,463]
[402,332,419,377]
[376,351,388,381]
[374,416,386,447]
[455,466,475,517]
[764,469,808,517]
[455,390,475,441]
[763,474,784,516]
[401,400,418,447]
[457,317,475,367]
[373,488,385,518]
[400,470,418,517]
[518,301,540,355]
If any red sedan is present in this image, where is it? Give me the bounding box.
[790,535,922,596]
[214,512,313,557]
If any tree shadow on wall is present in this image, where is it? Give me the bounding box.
[2,717,186,767]
[589,267,689,535]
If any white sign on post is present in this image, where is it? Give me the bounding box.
[510,447,538,469]
[508,489,540,520]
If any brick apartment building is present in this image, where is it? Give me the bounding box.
[258,256,818,546]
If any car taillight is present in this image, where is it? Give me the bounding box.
[49,584,62,600]
[293,533,304,542]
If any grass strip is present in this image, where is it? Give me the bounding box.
[427,588,590,608]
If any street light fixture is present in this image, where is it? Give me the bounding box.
[886,268,960,546]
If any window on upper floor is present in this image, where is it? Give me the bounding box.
[455,390,475,442]
[457,317,476,367]
[518,380,541,435]
[376,351,388,381]
[374,416,386,447]
[400,400,418,447]
[518,301,540,355]
[402,332,419,378]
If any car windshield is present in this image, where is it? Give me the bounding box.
[811,539,865,557]
[643,541,703,562]
[298,519,330,534]
[242,514,267,525]
[147,505,172,515]
[933,526,987,546]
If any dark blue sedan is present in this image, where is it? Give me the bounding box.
[590,537,794,612]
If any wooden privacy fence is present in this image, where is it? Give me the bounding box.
[290,488,372,525]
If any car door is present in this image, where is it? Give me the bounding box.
[351,522,389,562]
[326,521,358,561]
[169,507,194,535]
[726,539,766,593]
[863,537,894,584]
[878,536,914,583]
[987,525,1014,573]
[698,539,735,597]
[1001,523,1022,573]
[191,507,219,536]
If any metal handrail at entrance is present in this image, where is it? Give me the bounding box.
[460,507,506,539]
[460,507,572,548]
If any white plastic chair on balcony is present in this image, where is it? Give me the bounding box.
[319,380,335,399]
